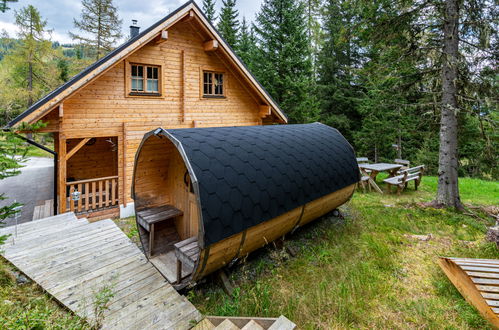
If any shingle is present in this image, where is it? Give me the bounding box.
[166,123,360,246]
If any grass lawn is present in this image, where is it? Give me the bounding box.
[0,176,496,328]
[188,176,498,329]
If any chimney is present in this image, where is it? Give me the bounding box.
[130,20,140,38]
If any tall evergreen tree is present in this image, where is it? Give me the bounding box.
[202,0,217,23]
[253,0,319,123]
[236,17,257,71]
[0,0,17,13]
[317,0,363,141]
[218,0,239,48]
[70,0,122,60]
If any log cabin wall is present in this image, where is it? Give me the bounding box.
[55,19,265,208]
[66,137,118,181]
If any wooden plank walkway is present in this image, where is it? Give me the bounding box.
[439,257,499,328]
[32,199,54,220]
[0,212,202,329]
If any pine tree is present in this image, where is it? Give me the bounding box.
[202,0,217,23]
[236,17,257,71]
[317,0,363,141]
[0,0,17,13]
[218,0,239,48]
[70,0,122,60]
[253,0,319,123]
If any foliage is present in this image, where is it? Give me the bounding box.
[236,17,257,72]
[0,0,16,13]
[202,0,217,23]
[69,0,123,60]
[253,0,320,123]
[189,176,498,328]
[218,0,240,49]
[91,279,117,328]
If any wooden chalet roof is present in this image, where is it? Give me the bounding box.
[6,0,287,129]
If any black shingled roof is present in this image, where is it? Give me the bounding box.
[7,0,286,128]
[157,123,359,247]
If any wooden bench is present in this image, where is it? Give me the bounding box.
[136,205,183,258]
[394,158,411,172]
[174,236,199,283]
[383,165,424,195]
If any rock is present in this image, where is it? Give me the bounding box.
[486,226,499,248]
[12,270,30,285]
[405,234,433,242]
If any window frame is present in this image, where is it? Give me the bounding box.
[126,61,163,98]
[202,70,226,98]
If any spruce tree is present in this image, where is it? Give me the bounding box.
[202,0,217,23]
[0,0,17,13]
[217,0,239,48]
[237,17,257,71]
[70,0,122,60]
[253,0,319,123]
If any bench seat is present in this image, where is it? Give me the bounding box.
[383,165,424,194]
[137,205,183,232]
[174,236,199,283]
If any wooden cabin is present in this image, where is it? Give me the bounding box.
[132,123,360,288]
[6,1,287,219]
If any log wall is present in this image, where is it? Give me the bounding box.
[48,20,272,208]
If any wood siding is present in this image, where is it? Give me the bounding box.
[47,20,273,208]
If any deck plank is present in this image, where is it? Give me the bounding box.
[0,212,201,329]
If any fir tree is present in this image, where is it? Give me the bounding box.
[0,0,17,13]
[253,0,319,123]
[236,17,257,71]
[202,0,217,23]
[70,0,122,60]
[218,0,239,48]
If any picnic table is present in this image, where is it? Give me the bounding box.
[358,163,403,193]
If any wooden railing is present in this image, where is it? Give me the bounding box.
[66,176,119,213]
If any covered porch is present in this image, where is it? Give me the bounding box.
[56,134,123,217]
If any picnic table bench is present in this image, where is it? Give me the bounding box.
[383,165,425,194]
[136,205,183,257]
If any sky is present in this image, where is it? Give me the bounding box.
[0,0,263,44]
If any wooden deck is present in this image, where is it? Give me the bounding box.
[0,212,201,329]
[32,199,54,220]
[439,257,499,328]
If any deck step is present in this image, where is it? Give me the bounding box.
[193,316,296,330]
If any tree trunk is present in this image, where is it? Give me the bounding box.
[435,0,462,209]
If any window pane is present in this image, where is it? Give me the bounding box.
[147,79,158,92]
[136,79,143,91]
[132,65,137,76]
[147,67,152,78]
[132,79,137,91]
[138,65,143,77]
[153,67,158,79]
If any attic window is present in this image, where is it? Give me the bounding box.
[203,71,225,98]
[130,64,160,96]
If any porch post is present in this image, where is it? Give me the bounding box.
[58,133,67,214]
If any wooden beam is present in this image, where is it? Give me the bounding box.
[184,10,195,22]
[122,122,127,207]
[259,105,271,118]
[58,133,67,214]
[65,137,90,161]
[58,103,63,118]
[155,30,168,44]
[203,39,219,52]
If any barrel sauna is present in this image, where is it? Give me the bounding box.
[132,123,360,288]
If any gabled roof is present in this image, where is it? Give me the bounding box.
[7,0,287,128]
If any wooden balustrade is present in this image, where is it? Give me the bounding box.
[66,176,119,213]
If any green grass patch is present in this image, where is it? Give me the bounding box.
[189,176,498,329]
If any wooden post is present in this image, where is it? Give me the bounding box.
[122,123,127,207]
[58,133,67,214]
[181,50,186,122]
